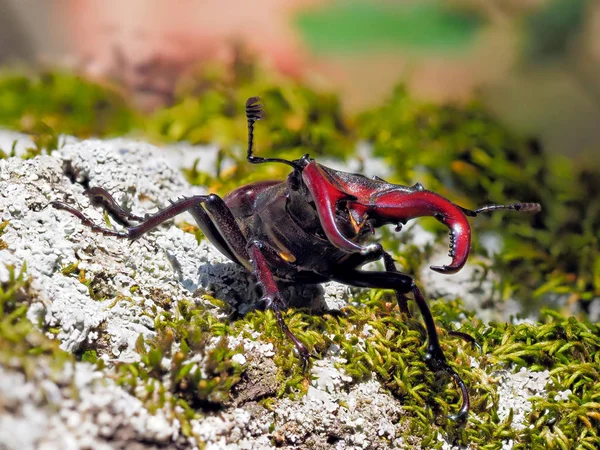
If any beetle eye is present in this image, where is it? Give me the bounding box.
[298,154,311,167]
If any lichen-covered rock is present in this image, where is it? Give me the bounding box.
[0,362,182,450]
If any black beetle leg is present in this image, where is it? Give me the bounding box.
[382,251,411,317]
[52,193,253,270]
[411,283,470,421]
[448,330,482,353]
[328,267,470,421]
[247,240,316,370]
[385,251,481,351]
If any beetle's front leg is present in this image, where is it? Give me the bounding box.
[382,252,411,317]
[247,240,315,369]
[329,267,470,421]
[382,252,478,349]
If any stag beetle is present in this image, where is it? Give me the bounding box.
[51,97,541,420]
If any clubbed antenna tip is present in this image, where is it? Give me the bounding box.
[245,96,301,170]
[246,96,263,122]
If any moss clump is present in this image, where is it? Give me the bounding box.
[234,307,324,398]
[486,311,600,449]
[0,70,136,139]
[359,85,600,309]
[114,298,244,435]
[232,288,599,448]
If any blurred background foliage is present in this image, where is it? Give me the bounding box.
[144,61,354,188]
[0,70,135,137]
[0,0,598,313]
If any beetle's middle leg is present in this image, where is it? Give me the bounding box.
[328,267,470,421]
[247,240,315,368]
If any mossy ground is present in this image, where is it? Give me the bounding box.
[0,64,598,448]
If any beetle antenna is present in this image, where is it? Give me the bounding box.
[245,97,302,170]
[462,202,541,216]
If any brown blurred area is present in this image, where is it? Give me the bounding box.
[0,0,599,165]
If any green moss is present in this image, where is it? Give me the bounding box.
[232,308,322,398]
[114,299,244,423]
[60,261,79,276]
[81,349,98,364]
[0,70,136,139]
[228,289,599,447]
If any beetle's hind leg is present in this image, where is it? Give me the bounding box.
[50,200,129,238]
[247,240,316,370]
[329,266,470,421]
[52,193,252,265]
[50,186,145,237]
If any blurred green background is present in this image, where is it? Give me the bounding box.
[0,0,597,165]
